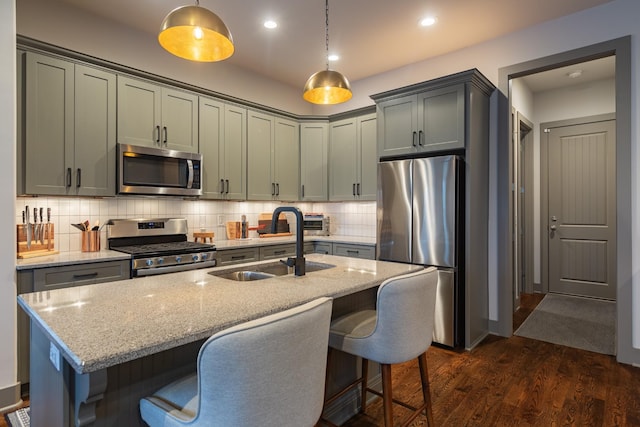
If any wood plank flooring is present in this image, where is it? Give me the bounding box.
[3,294,639,427]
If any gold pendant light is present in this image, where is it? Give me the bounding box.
[159,1,234,62]
[303,0,352,104]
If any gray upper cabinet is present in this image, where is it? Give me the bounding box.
[117,75,198,153]
[300,122,329,201]
[247,111,299,201]
[329,112,377,201]
[376,83,464,157]
[200,97,247,200]
[23,52,116,196]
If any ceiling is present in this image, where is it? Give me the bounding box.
[53,0,614,89]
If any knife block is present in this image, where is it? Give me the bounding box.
[17,223,58,258]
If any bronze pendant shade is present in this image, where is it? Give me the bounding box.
[159,2,234,62]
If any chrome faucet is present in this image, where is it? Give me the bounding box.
[271,206,305,276]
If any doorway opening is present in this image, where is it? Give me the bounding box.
[497,36,634,363]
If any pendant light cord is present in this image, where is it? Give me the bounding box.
[325,0,329,70]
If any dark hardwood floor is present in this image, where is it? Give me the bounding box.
[339,293,640,426]
[4,294,639,427]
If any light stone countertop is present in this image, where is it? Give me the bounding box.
[15,249,131,270]
[18,254,419,374]
[15,235,376,269]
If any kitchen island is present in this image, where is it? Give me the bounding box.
[18,254,421,427]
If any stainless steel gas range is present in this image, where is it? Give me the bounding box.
[107,218,217,277]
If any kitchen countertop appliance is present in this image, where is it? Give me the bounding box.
[108,218,216,277]
[377,155,464,348]
[303,213,330,236]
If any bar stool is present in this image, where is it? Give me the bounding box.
[140,297,333,427]
[324,268,438,427]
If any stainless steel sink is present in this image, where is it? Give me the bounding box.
[209,261,335,281]
[215,271,276,281]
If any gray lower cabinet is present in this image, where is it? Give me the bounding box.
[117,75,198,153]
[332,243,375,260]
[312,242,333,255]
[200,97,247,200]
[21,51,116,196]
[217,248,260,266]
[374,80,466,157]
[17,260,131,389]
[247,111,300,201]
[329,112,377,201]
[259,244,296,260]
[300,122,329,201]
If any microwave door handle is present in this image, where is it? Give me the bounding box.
[186,160,194,189]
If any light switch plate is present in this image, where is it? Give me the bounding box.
[217,215,224,226]
[49,341,61,371]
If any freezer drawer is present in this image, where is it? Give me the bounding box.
[433,269,455,347]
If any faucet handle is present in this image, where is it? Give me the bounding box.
[280,258,296,267]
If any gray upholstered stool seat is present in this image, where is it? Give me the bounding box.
[324,268,438,427]
[140,297,333,427]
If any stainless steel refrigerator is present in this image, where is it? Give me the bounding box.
[377,155,463,347]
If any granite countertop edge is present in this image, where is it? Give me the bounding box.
[18,254,420,373]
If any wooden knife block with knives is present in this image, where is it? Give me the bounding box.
[17,206,58,258]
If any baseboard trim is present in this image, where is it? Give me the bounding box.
[0,382,23,413]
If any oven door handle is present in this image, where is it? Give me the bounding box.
[135,259,218,277]
[186,159,194,189]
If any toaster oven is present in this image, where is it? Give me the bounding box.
[303,214,330,236]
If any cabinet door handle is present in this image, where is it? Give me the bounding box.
[72,272,99,280]
[155,125,160,145]
[66,168,72,188]
[412,131,417,147]
[76,168,81,188]
[357,183,361,196]
[418,130,424,146]
[272,183,276,196]
[163,126,168,145]
[352,183,356,196]
[301,184,305,198]
[225,179,230,194]
[276,183,280,196]
[220,179,225,194]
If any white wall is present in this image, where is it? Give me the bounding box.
[0,0,17,410]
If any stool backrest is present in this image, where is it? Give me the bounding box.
[371,267,439,364]
[196,297,333,426]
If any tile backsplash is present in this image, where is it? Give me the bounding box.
[16,196,376,253]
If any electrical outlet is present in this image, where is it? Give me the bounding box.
[49,342,61,371]
[217,215,224,226]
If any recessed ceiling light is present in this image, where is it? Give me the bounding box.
[264,20,277,29]
[420,16,437,27]
[567,70,583,79]
[328,54,339,61]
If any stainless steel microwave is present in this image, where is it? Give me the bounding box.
[117,143,203,196]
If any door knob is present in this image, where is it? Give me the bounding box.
[550,224,557,231]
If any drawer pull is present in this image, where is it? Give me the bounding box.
[231,255,246,260]
[274,250,286,255]
[72,272,99,280]
[347,250,359,254]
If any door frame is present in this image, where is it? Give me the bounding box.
[496,36,635,364]
[540,113,616,296]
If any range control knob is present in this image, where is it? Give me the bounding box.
[157,258,164,264]
[145,259,153,267]
[175,256,182,263]
[192,254,199,262]
[201,253,208,260]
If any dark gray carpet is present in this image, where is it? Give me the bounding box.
[514,293,616,355]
